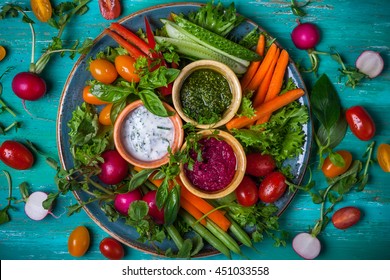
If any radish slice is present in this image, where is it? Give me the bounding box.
[355,51,384,78]
[25,191,50,221]
[292,232,321,260]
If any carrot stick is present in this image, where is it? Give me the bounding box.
[105,29,146,59]
[240,34,265,89]
[109,23,151,56]
[180,196,207,226]
[252,48,281,107]
[177,179,231,232]
[226,88,305,130]
[264,49,290,102]
[245,43,278,91]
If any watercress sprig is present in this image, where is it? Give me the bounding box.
[0,171,17,225]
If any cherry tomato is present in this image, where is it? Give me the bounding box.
[98,0,121,20]
[99,103,113,126]
[345,106,376,141]
[0,45,6,61]
[99,237,125,260]
[89,59,118,84]
[322,150,352,178]
[235,176,258,207]
[377,143,390,172]
[30,0,52,22]
[258,171,287,203]
[245,153,276,177]
[82,85,109,105]
[114,55,140,83]
[68,226,90,257]
[0,141,34,170]
[332,207,361,229]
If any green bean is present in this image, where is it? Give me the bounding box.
[165,224,184,250]
[180,210,231,259]
[205,219,242,256]
[226,214,253,248]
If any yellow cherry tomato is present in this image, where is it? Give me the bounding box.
[82,85,109,105]
[377,143,390,172]
[99,103,113,126]
[0,46,6,61]
[114,55,140,82]
[322,150,353,178]
[30,0,53,22]
[90,59,118,84]
[68,226,90,257]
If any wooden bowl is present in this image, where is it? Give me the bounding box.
[172,60,242,129]
[114,100,184,168]
[179,129,246,199]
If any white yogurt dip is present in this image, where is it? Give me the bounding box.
[121,105,175,162]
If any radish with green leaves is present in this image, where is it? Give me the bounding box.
[114,189,142,215]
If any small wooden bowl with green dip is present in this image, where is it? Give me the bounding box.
[172,60,242,129]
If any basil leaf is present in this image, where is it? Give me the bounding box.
[311,74,341,131]
[317,114,347,149]
[156,179,169,210]
[110,99,127,124]
[163,185,181,226]
[91,82,133,102]
[128,168,155,192]
[329,151,345,167]
[139,89,170,117]
[129,201,148,221]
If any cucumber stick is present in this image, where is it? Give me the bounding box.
[155,36,248,74]
[161,19,250,68]
[171,13,261,62]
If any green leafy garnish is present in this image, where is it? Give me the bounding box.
[0,171,17,225]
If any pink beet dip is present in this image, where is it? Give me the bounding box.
[184,137,236,192]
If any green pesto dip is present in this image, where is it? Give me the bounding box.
[180,69,232,124]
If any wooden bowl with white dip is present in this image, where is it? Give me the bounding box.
[114,100,184,169]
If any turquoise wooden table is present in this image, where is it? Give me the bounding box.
[0,0,389,260]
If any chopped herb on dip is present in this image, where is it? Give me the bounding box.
[121,105,175,161]
[180,69,232,124]
[184,137,236,191]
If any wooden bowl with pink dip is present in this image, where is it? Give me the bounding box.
[179,129,246,199]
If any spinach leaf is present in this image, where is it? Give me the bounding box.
[311,73,341,131]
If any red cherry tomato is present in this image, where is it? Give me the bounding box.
[322,150,353,178]
[235,176,258,207]
[89,59,118,84]
[258,171,287,203]
[68,226,90,257]
[99,237,125,260]
[332,207,361,229]
[245,153,276,177]
[0,141,34,170]
[345,106,376,141]
[98,0,121,20]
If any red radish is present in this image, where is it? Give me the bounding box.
[355,51,384,78]
[98,150,129,185]
[142,190,164,224]
[291,22,320,50]
[12,72,47,101]
[114,189,142,215]
[24,191,52,221]
[292,232,321,260]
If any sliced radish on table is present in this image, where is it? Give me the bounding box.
[355,51,384,78]
[292,232,321,260]
[24,191,51,221]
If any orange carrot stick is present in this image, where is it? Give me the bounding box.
[240,34,266,89]
[226,88,305,130]
[252,48,281,107]
[180,196,207,226]
[245,43,278,91]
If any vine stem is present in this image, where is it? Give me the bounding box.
[2,171,12,208]
[86,177,114,196]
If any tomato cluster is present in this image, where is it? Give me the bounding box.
[235,153,287,206]
[86,56,140,126]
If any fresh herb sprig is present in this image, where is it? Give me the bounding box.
[0,171,17,225]
[290,0,311,17]
[0,1,93,74]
